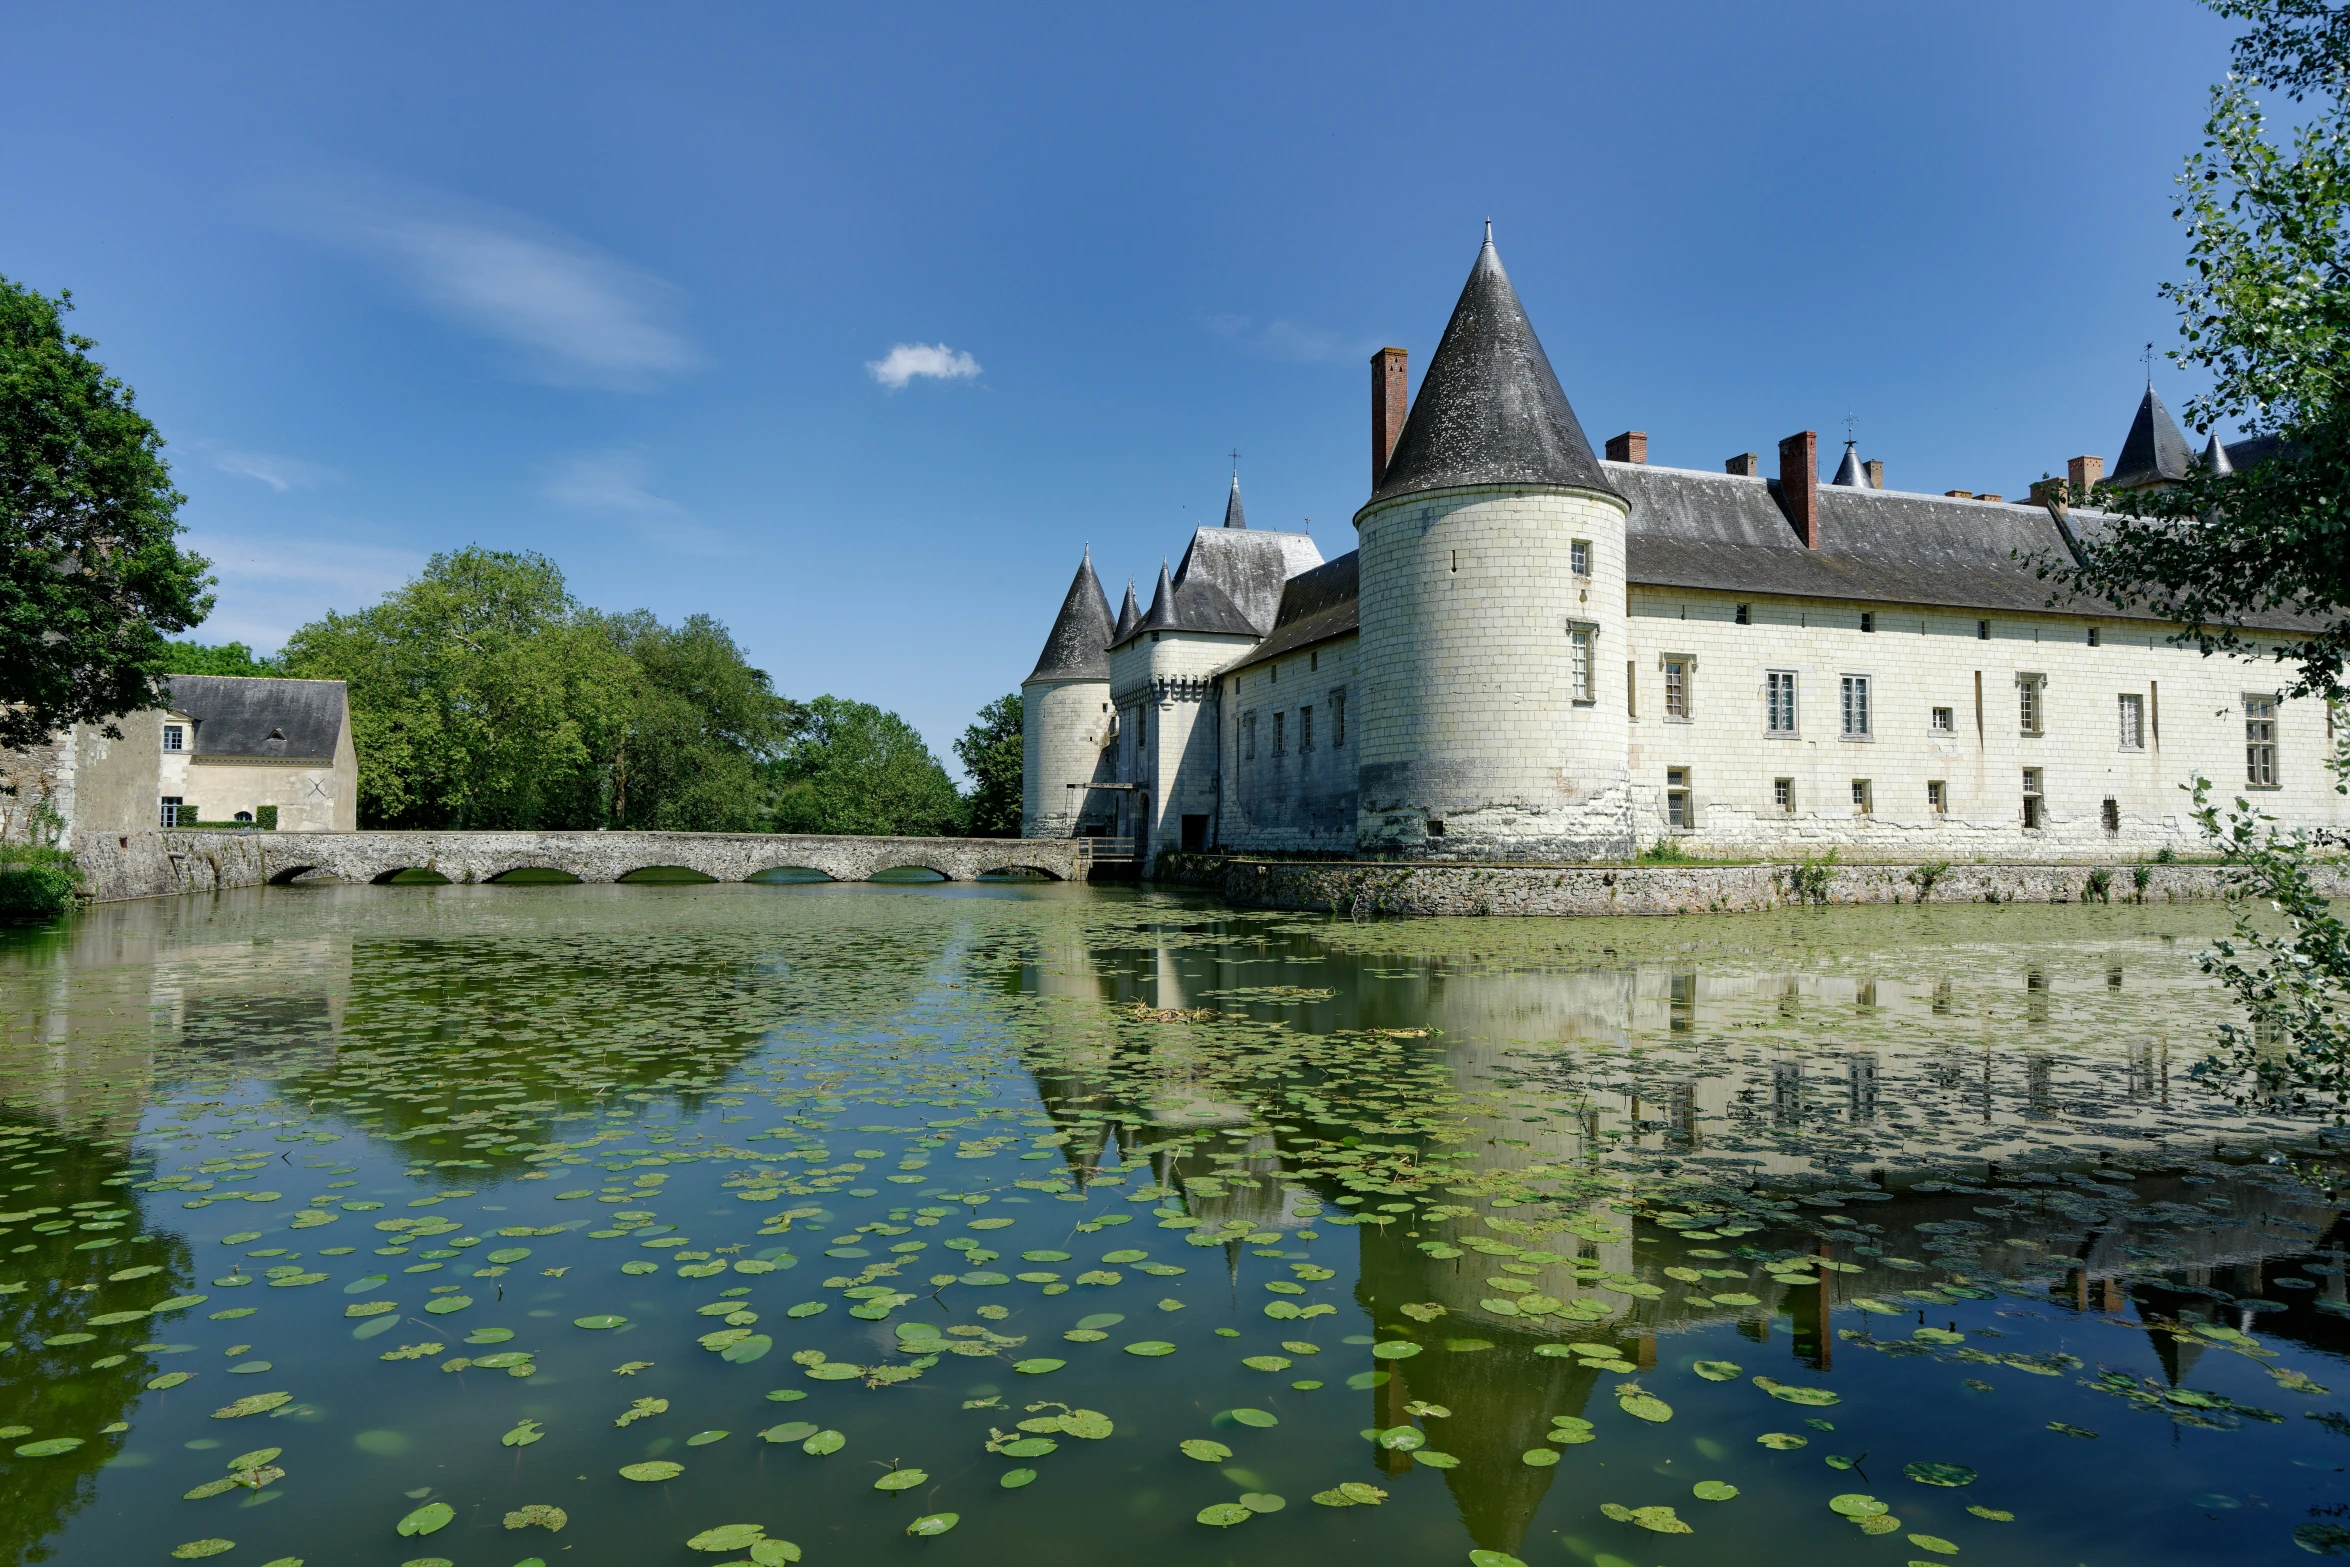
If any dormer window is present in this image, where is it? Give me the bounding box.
[265,728,285,742]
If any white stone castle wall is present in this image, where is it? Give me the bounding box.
[1354,485,1635,859]
[1220,631,1360,853]
[1620,587,2350,858]
[1110,632,1256,853]
[1020,677,1113,839]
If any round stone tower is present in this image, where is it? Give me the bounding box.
[1020,549,1115,839]
[1354,230,1634,860]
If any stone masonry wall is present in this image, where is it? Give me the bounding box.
[1221,631,1360,853]
[1021,677,1113,839]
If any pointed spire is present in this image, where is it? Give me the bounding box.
[1366,228,1617,507]
[2109,386,2195,489]
[1222,470,1248,529]
[1113,580,1141,643]
[1026,547,1116,682]
[2201,432,2234,474]
[1831,440,1870,487]
[1143,560,1173,626]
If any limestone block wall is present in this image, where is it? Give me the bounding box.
[0,731,73,846]
[1220,631,1360,853]
[1356,484,1634,859]
[1620,587,2350,859]
[67,713,167,840]
[1110,631,1255,853]
[1021,677,1114,838]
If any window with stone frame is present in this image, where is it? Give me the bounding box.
[1273,711,1286,756]
[1570,539,1591,577]
[1299,705,1314,752]
[1773,777,1794,813]
[162,724,185,753]
[1840,675,1871,738]
[1329,689,1346,748]
[1242,712,1256,761]
[2246,694,2279,786]
[2117,693,2145,750]
[1663,656,1692,720]
[1568,624,1596,703]
[1766,670,1797,735]
[2018,674,2047,735]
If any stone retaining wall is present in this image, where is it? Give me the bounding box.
[1156,853,2350,918]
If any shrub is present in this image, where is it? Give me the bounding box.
[2084,866,2114,903]
[255,805,278,831]
[1907,860,1950,901]
[1639,837,1689,864]
[2154,844,2179,865]
[0,845,79,923]
[1788,849,1839,906]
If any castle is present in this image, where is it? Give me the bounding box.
[1021,230,2345,863]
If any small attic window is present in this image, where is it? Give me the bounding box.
[266,728,285,741]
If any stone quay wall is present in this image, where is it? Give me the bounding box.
[1153,851,2350,918]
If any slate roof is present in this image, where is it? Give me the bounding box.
[1222,551,1360,675]
[1126,556,1259,642]
[1831,441,1870,487]
[167,675,346,760]
[1222,473,1248,529]
[1108,526,1321,646]
[2109,387,2195,489]
[1026,549,1115,683]
[1363,230,1617,510]
[1113,581,1141,643]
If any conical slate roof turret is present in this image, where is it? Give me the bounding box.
[2109,386,2194,489]
[2201,432,2234,475]
[1832,440,1870,487]
[1135,561,1176,634]
[1113,581,1141,643]
[1222,471,1248,529]
[1026,547,1115,683]
[1364,225,1617,509]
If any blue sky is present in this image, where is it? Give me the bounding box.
[3,1,2245,770]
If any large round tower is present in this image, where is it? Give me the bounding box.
[1354,230,1633,860]
[1020,549,1116,839]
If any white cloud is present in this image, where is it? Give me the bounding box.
[540,449,730,555]
[182,531,425,650]
[866,341,983,390]
[285,174,699,388]
[1202,313,1373,365]
[210,448,334,492]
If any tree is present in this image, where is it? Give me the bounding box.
[766,697,964,837]
[955,693,1023,837]
[599,610,797,832]
[0,278,212,750]
[2042,0,2350,701]
[162,640,283,678]
[281,548,637,828]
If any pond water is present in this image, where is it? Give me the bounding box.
[0,883,2345,1567]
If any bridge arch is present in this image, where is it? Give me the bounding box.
[487,866,583,884]
[869,864,953,882]
[371,867,451,885]
[617,865,718,883]
[747,865,837,883]
[975,863,1066,881]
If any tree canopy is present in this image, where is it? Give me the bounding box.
[162,640,283,678]
[767,696,964,838]
[955,693,1023,837]
[600,609,797,832]
[0,278,212,750]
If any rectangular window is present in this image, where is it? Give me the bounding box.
[1570,540,1591,577]
[1840,675,1871,738]
[1766,670,1798,735]
[1309,650,1318,671]
[1273,711,1286,756]
[2102,797,2120,834]
[1773,777,1794,813]
[159,796,184,828]
[2247,694,2279,786]
[1330,689,1346,748]
[1860,611,1876,634]
[2022,766,2044,829]
[2118,693,2145,750]
[1930,706,1954,733]
[1663,657,1690,720]
[162,724,185,753]
[1568,625,1595,703]
[2019,674,2046,734]
[1927,780,1947,814]
[2087,626,2102,647]
[1242,712,1256,760]
[1851,779,1873,814]
[1735,602,1751,625]
[1666,767,1692,829]
[1626,661,1637,718]
[1300,705,1314,752]
[1977,619,1991,640]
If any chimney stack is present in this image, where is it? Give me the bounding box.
[2066,455,2104,498]
[1371,347,1409,487]
[1604,431,1648,464]
[1863,459,1885,490]
[1725,452,1760,477]
[1778,431,1820,548]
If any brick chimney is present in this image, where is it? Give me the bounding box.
[1604,431,1648,464]
[1371,347,1408,487]
[1863,459,1885,490]
[1778,431,1820,548]
[1725,452,1760,477]
[2066,454,2103,498]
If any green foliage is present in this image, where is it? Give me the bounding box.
[0,278,212,750]
[767,697,963,838]
[2083,865,2114,903]
[0,844,78,924]
[1637,836,1689,864]
[599,611,796,832]
[1907,859,1951,900]
[254,804,278,831]
[2039,3,2350,699]
[161,640,282,677]
[1787,849,1839,905]
[2133,858,2156,895]
[954,694,1023,838]
[282,548,638,829]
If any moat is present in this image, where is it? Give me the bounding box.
[0,882,2343,1567]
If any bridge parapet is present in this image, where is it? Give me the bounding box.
[71,830,1097,903]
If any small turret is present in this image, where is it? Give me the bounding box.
[1831,440,1871,487]
[2201,432,2234,475]
[1113,581,1141,644]
[1020,548,1118,840]
[2109,386,2194,490]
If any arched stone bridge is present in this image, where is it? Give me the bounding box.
[79,829,1102,902]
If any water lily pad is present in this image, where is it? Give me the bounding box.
[1829,1493,1888,1518]
[1240,1493,1285,1512]
[687,1524,765,1552]
[874,1467,929,1491]
[1196,1503,1253,1527]
[1692,1480,1739,1501]
[1370,1341,1421,1360]
[1102,1249,1147,1264]
[1757,1433,1809,1450]
[1521,1447,1560,1467]
[13,1438,81,1457]
[1908,1533,1959,1555]
[487,1248,531,1264]
[573,1314,627,1329]
[906,1513,957,1537]
[171,1542,235,1560]
[1123,1340,1175,1357]
[686,1430,730,1446]
[1754,1376,1840,1406]
[397,1502,455,1536]
[211,1393,291,1419]
[1692,1359,1742,1381]
[1013,1358,1065,1374]
[802,1430,845,1455]
[1228,1408,1278,1428]
[1904,1462,1977,1487]
[722,1335,773,1364]
[1180,1438,1233,1462]
[1241,1355,1291,1372]
[147,1372,192,1390]
[1618,1394,1672,1423]
[1000,1468,1037,1488]
[620,1461,684,1481]
[502,1420,543,1447]
[1468,1553,1527,1567]
[1000,1437,1057,1458]
[1966,1505,2015,1522]
[1058,1409,1113,1440]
